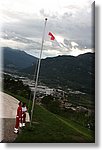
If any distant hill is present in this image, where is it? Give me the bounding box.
[22,53,95,94]
[3,47,38,70]
[3,47,95,94]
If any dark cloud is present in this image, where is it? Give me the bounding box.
[3,17,44,38]
[0,0,94,58]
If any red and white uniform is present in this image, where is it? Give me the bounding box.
[14,104,22,132]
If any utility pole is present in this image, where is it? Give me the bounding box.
[30,18,48,126]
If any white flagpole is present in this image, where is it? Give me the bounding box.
[30,18,47,126]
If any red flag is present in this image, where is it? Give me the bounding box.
[48,32,55,40]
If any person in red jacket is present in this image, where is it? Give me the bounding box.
[14,101,22,134]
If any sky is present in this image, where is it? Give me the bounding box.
[0,0,94,58]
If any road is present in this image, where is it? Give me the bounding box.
[0,92,19,118]
[0,92,19,142]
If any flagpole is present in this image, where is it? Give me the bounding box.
[30,18,47,126]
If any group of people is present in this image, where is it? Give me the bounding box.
[14,101,27,134]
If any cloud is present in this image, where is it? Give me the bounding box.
[0,0,94,58]
[0,26,94,58]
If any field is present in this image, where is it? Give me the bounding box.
[3,91,94,143]
[15,104,94,143]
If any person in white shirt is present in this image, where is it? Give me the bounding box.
[22,102,27,127]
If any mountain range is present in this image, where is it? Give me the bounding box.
[3,47,37,70]
[3,47,95,94]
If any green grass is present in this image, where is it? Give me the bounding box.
[15,104,95,143]
[3,91,94,143]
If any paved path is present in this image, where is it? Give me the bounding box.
[0,92,19,142]
[0,92,30,142]
[0,92,19,118]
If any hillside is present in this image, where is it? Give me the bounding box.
[22,53,95,94]
[3,47,37,70]
[15,104,94,143]
[3,47,95,94]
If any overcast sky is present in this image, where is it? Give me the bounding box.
[0,0,94,58]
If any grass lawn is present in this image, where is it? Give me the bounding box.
[15,104,95,143]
